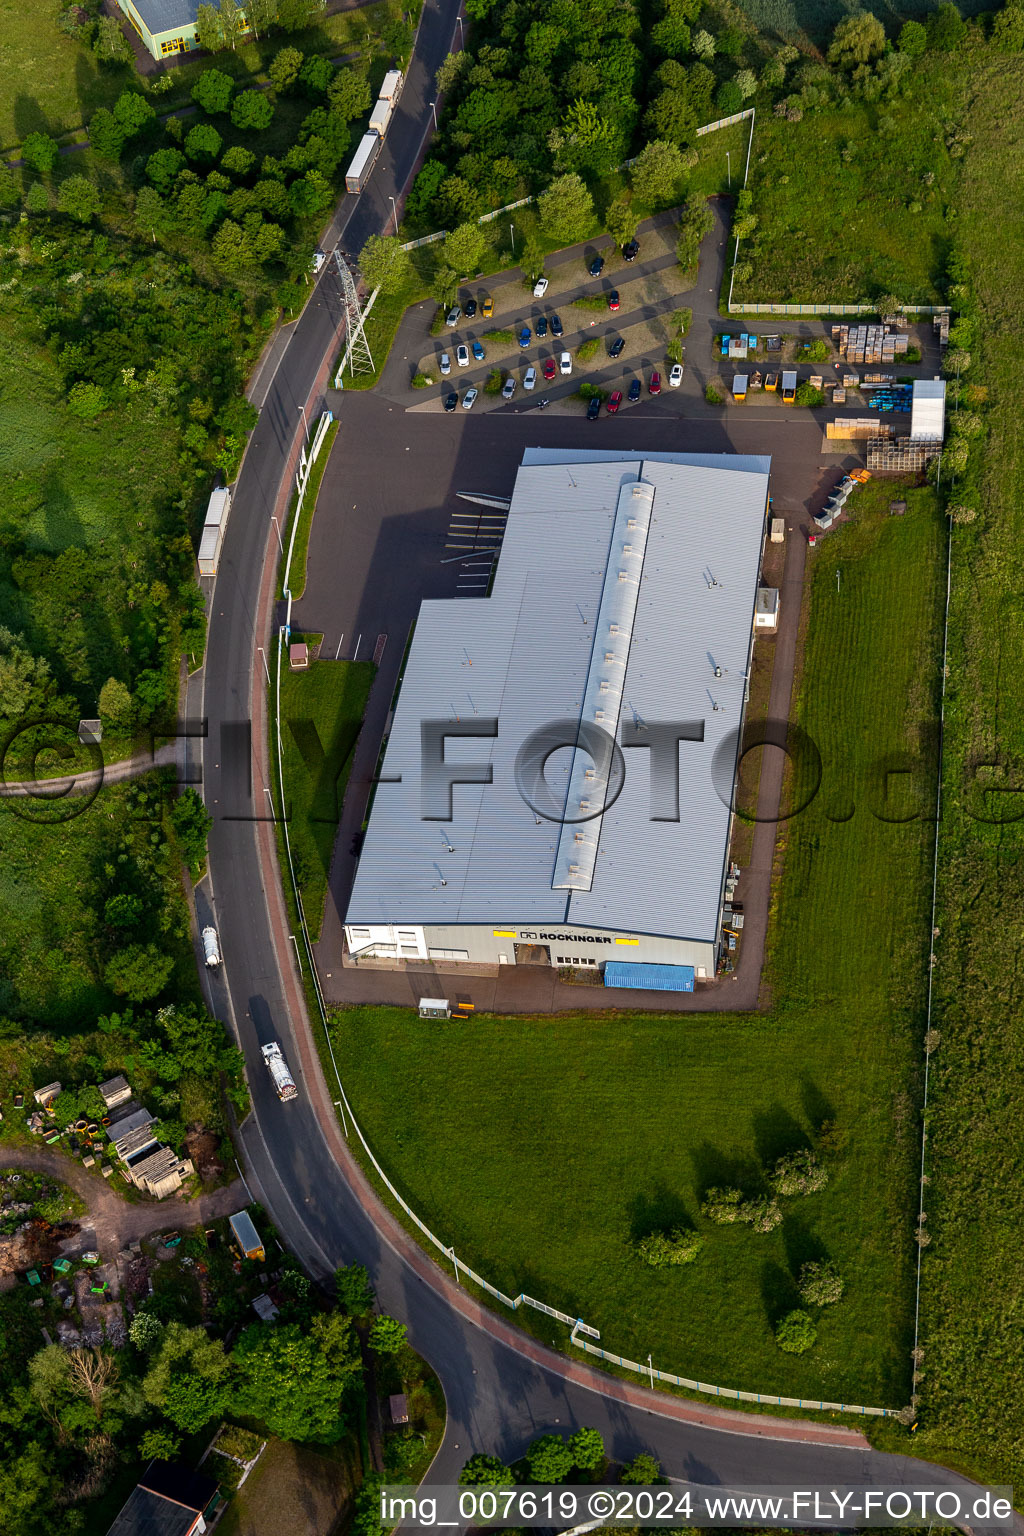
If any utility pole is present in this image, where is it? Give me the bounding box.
[333,251,375,378]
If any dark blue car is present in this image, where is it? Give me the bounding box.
[551,314,563,337]
[628,378,641,402]
[536,315,548,337]
[518,326,531,349]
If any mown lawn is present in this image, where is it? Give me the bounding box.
[279,658,374,939]
[907,55,1024,1488]
[328,484,945,1409]
[733,54,964,305]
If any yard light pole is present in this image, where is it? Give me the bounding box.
[429,100,438,130]
[509,223,515,255]
[256,646,271,686]
[648,1353,655,1388]
[270,515,284,554]
[298,403,309,449]
[455,13,464,43]
[726,150,732,191]
[389,195,399,235]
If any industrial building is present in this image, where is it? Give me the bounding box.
[344,450,771,988]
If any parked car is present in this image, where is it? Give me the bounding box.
[587,394,602,419]
[559,351,572,375]
[550,314,563,337]
[609,337,625,358]
[464,298,477,318]
[462,388,478,409]
[518,325,531,349]
[543,357,557,381]
[482,296,494,318]
[502,376,517,400]
[608,290,620,312]
[446,306,461,328]
[533,276,549,298]
[628,377,641,402]
[669,362,684,388]
[649,370,662,395]
[524,366,537,390]
[456,344,470,367]
[589,254,605,277]
[472,340,485,362]
[311,250,326,273]
[443,391,458,411]
[623,238,640,262]
[536,315,548,337]
[440,352,451,375]
[607,390,622,414]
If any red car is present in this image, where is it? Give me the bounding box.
[648,370,661,395]
[607,390,622,414]
[542,357,557,381]
[608,290,620,311]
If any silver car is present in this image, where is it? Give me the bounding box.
[440,352,451,375]
[524,366,537,391]
[446,306,461,327]
[462,388,478,409]
[501,376,517,400]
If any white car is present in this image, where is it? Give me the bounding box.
[501,376,517,400]
[669,363,684,387]
[524,366,537,391]
[559,351,572,375]
[439,352,451,375]
[462,388,478,409]
[456,344,470,367]
[533,276,549,298]
[311,250,326,274]
[446,306,461,327]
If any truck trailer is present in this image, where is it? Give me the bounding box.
[262,1041,298,1101]
[197,486,231,577]
[201,926,221,968]
[345,131,382,193]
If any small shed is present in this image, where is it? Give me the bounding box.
[418,998,451,1019]
[252,1293,280,1322]
[78,719,101,745]
[732,374,748,401]
[289,642,309,671]
[229,1210,266,1262]
[33,1082,61,1107]
[770,517,785,544]
[389,1393,410,1424]
[99,1075,131,1110]
[754,588,780,631]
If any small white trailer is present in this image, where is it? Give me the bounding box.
[201,926,222,968]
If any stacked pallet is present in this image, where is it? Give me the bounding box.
[934,310,950,346]
[826,417,892,440]
[866,437,941,472]
[863,372,896,385]
[832,324,909,364]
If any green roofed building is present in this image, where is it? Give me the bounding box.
[115,0,250,60]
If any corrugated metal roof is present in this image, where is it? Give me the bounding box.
[910,378,946,442]
[120,0,198,35]
[346,453,770,944]
[604,961,695,991]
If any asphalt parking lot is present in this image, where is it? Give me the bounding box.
[296,391,855,998]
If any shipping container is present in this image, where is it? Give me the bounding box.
[603,961,695,992]
[345,132,381,194]
[732,374,748,400]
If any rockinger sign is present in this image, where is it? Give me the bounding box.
[418,716,824,826]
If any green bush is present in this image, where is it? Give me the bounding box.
[411,372,432,388]
[576,338,600,363]
[482,328,515,345]
[705,382,723,404]
[701,1186,745,1223]
[769,1148,828,1195]
[795,383,825,407]
[799,337,830,361]
[636,1228,704,1266]
[797,1259,844,1306]
[577,382,607,402]
[572,294,609,311]
[672,307,692,336]
[775,1309,817,1353]
[484,368,505,394]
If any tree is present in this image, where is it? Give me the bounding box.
[269,46,304,92]
[433,265,459,308]
[537,172,594,244]
[147,147,186,192]
[195,2,223,50]
[739,1195,783,1232]
[692,28,714,58]
[368,1314,407,1354]
[735,68,757,99]
[769,1149,828,1196]
[57,174,101,223]
[170,787,212,873]
[233,1314,361,1441]
[329,68,372,121]
[444,221,487,274]
[992,1,1024,49]
[135,185,169,241]
[22,132,59,175]
[525,1433,574,1484]
[0,627,58,720]
[25,180,51,213]
[68,1347,118,1420]
[630,140,685,208]
[299,53,335,95]
[798,1260,844,1307]
[185,123,223,162]
[231,90,275,130]
[643,89,696,148]
[129,1313,164,1350]
[105,894,145,929]
[114,90,156,137]
[775,1309,817,1354]
[29,1346,72,1421]
[104,943,174,1001]
[192,68,235,113]
[701,1186,745,1223]
[621,1451,664,1484]
[89,107,126,161]
[335,1262,374,1313]
[219,0,244,49]
[95,15,134,61]
[715,80,743,115]
[436,50,469,93]
[636,1227,704,1264]
[356,231,411,291]
[676,198,713,270]
[568,1426,604,1473]
[897,18,927,55]
[827,11,886,68]
[602,195,635,248]
[222,144,256,176]
[67,381,108,417]
[927,0,966,50]
[460,1453,514,1486]
[650,14,691,56]
[246,0,278,35]
[139,1428,181,1460]
[143,1322,230,1431]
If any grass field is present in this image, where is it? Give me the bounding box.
[905,56,1024,1488]
[733,57,964,305]
[328,484,945,1408]
[279,657,374,940]
[732,0,988,46]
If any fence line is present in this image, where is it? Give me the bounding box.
[696,106,755,137]
[568,1327,897,1417]
[727,300,950,317]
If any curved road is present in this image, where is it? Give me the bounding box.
[194,22,1000,1517]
